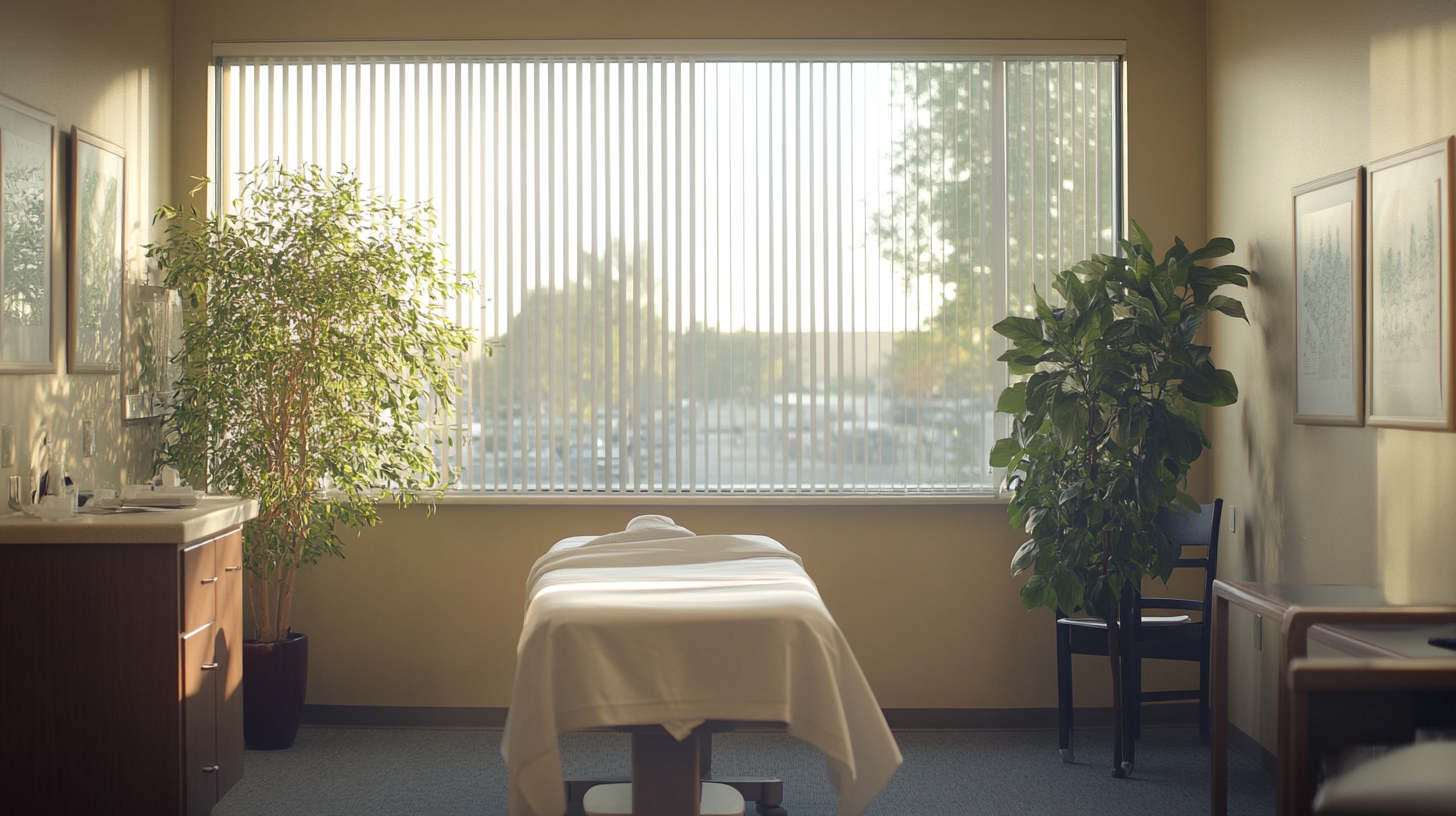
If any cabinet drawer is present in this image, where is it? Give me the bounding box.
[215,531,245,797]
[182,622,219,816]
[182,540,217,633]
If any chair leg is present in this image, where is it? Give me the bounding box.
[1198,645,1212,745]
[1132,652,1143,742]
[1056,621,1075,762]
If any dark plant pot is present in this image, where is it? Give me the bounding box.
[243,632,308,750]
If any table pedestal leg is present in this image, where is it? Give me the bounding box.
[632,731,701,816]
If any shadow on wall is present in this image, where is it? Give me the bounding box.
[1233,237,1288,586]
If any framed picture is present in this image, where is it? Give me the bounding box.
[0,93,58,373]
[1293,168,1365,425]
[68,127,125,374]
[1365,137,1456,430]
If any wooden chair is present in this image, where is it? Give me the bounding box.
[1056,499,1223,769]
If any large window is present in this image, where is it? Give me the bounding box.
[216,42,1121,496]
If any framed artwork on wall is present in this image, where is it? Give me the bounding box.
[1293,167,1365,425]
[1365,136,1456,430]
[0,93,58,373]
[69,127,126,374]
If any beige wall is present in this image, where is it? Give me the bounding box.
[293,499,1212,708]
[1208,0,1456,751]
[0,1,173,508]
[292,502,1048,708]
[0,0,1218,713]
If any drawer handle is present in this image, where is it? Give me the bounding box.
[199,577,219,584]
[225,565,244,572]
[201,663,219,670]
[202,765,219,773]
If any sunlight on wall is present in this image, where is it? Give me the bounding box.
[1376,431,1456,603]
[2,57,164,509]
[1370,21,1456,158]
[115,67,151,282]
[1368,20,1456,605]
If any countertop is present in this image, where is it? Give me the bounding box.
[0,496,259,545]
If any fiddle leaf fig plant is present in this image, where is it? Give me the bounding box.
[989,222,1248,774]
[147,163,476,643]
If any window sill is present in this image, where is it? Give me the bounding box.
[422,491,1008,506]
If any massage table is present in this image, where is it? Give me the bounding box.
[502,517,903,816]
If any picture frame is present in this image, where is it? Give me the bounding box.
[0,93,59,373]
[1365,136,1456,430]
[1293,167,1365,426]
[68,127,126,374]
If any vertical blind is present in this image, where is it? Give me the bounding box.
[216,49,1119,495]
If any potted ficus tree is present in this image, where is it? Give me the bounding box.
[989,223,1249,776]
[147,163,475,749]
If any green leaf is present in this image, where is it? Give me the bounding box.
[1005,356,1041,376]
[1011,538,1040,575]
[1201,264,1251,287]
[1020,575,1050,610]
[1185,236,1235,263]
[1178,310,1207,344]
[989,436,1023,469]
[1053,572,1085,614]
[997,382,1028,415]
[994,316,1046,345]
[1050,395,1083,447]
[1182,366,1240,406]
[1189,265,1251,304]
[1208,295,1248,321]
[1203,368,1240,406]
[1130,220,1154,258]
[1163,236,1189,266]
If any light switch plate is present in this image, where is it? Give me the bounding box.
[1228,505,1236,533]
[124,393,152,421]
[81,419,95,458]
[1,424,13,469]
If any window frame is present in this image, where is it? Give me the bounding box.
[209,39,1127,504]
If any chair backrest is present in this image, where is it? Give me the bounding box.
[1146,498,1224,617]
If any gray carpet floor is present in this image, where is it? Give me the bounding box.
[213,725,1275,815]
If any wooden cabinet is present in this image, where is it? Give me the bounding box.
[0,499,257,816]
[180,531,246,816]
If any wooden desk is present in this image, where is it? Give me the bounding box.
[1309,622,1456,659]
[1210,581,1386,816]
[1210,580,1456,816]
[1287,657,1456,816]
[1278,607,1456,816]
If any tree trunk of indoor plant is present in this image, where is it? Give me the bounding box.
[242,633,308,750]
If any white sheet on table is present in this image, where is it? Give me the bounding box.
[503,534,902,816]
